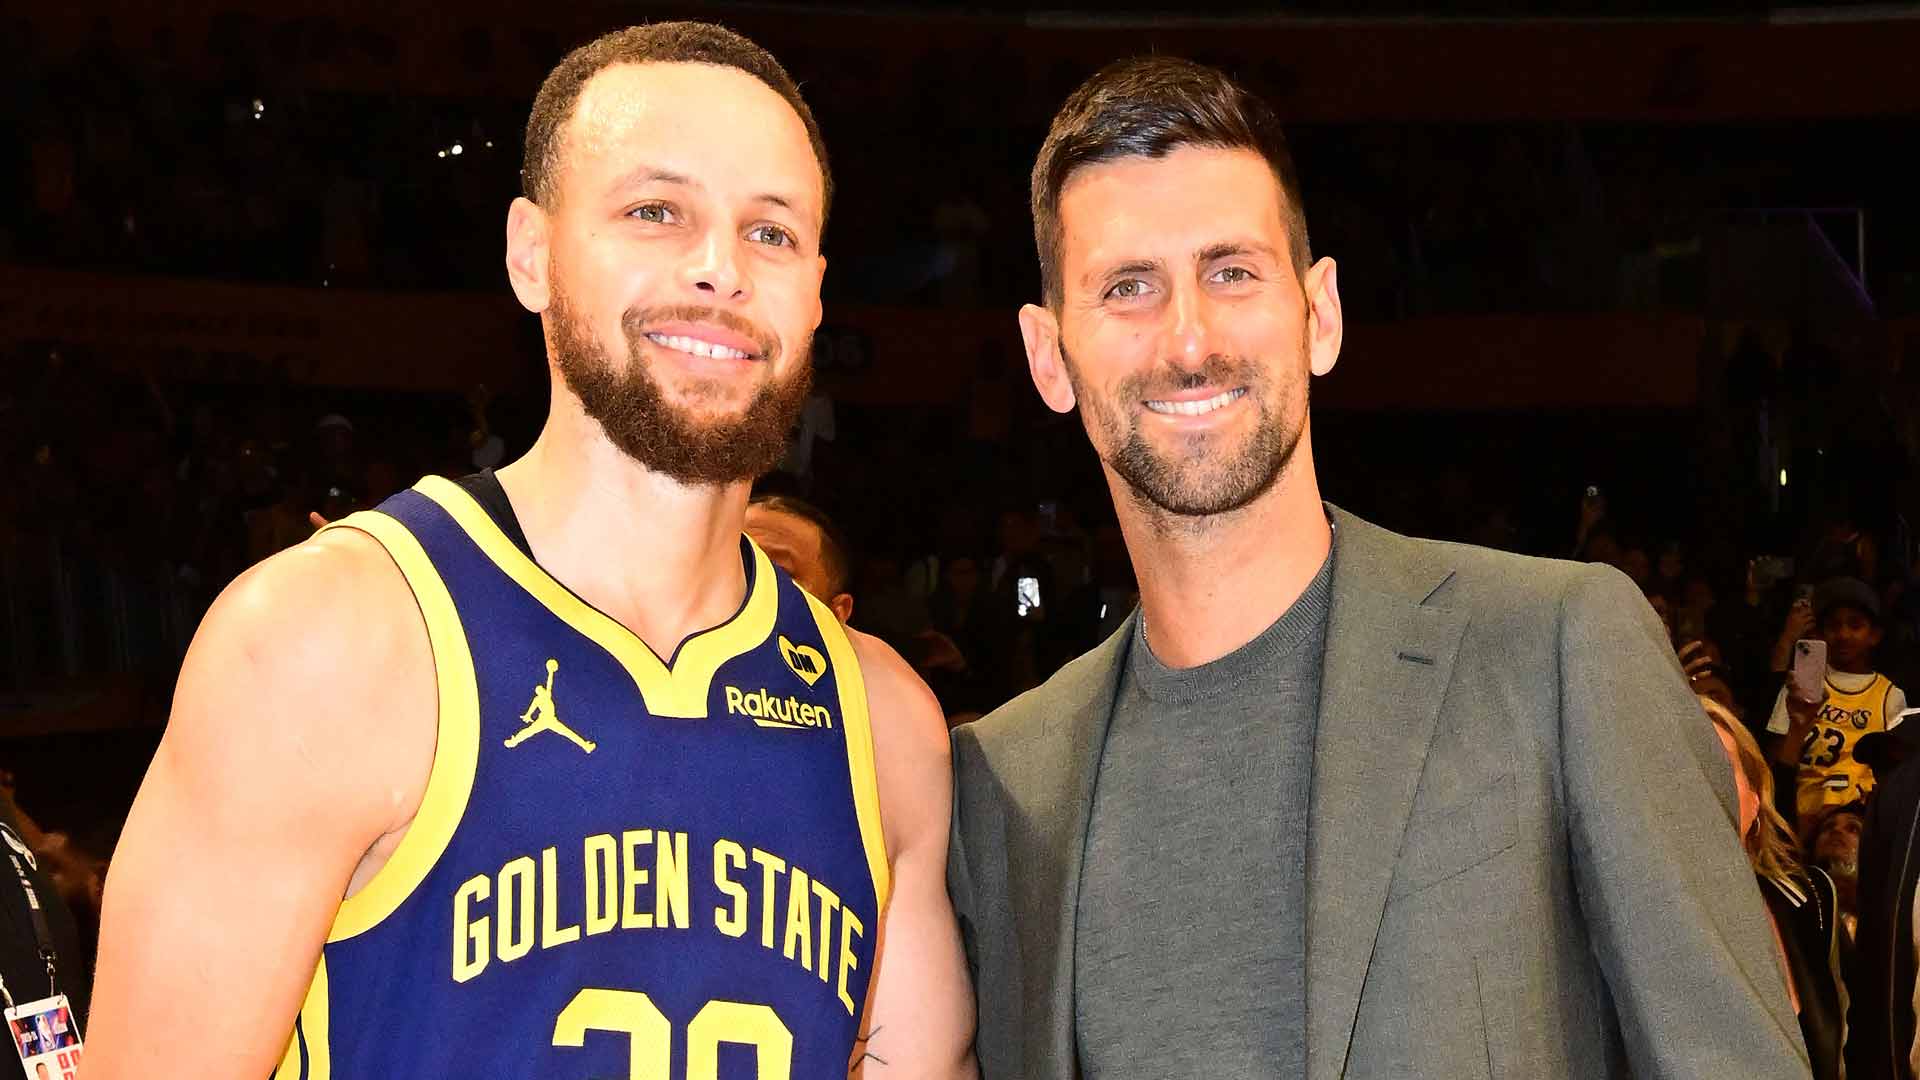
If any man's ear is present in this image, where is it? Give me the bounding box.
[1019,304,1077,414]
[1303,256,1344,378]
[506,196,552,314]
[831,592,854,626]
[809,253,828,334]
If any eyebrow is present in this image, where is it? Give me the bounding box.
[1082,258,1163,291]
[606,165,694,198]
[1196,240,1278,264]
[605,164,804,218]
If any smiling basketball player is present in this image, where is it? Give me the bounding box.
[86,23,975,1080]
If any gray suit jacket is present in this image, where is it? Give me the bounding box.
[948,506,1811,1079]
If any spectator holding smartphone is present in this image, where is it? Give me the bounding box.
[1769,577,1908,830]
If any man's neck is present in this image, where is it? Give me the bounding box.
[1119,445,1332,671]
[494,406,751,662]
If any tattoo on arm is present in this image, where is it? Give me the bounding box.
[854,1025,890,1068]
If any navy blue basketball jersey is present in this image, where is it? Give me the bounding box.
[274,475,888,1079]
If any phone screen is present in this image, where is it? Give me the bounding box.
[1016,576,1042,618]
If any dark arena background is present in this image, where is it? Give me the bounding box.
[3,0,1919,975]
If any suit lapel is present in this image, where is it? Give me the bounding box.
[1013,616,1134,1078]
[1306,510,1467,1080]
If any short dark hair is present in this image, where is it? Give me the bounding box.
[749,494,854,596]
[523,21,831,222]
[1031,56,1309,306]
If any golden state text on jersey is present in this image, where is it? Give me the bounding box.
[276,476,888,1079]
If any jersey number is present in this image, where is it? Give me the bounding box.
[552,989,792,1079]
[1800,726,1845,769]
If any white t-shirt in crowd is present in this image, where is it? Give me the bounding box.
[1765,669,1909,736]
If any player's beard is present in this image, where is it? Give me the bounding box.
[1064,339,1306,520]
[549,284,812,488]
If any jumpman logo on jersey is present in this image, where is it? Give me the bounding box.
[504,659,596,754]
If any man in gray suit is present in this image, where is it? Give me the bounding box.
[947,56,1810,1079]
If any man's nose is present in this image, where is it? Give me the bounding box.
[1166,282,1215,367]
[682,229,751,302]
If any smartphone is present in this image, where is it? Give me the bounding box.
[1016,576,1042,619]
[1789,639,1828,703]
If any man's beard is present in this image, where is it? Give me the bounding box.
[1817,840,1859,883]
[1066,345,1305,520]
[550,287,811,487]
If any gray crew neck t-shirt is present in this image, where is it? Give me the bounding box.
[1074,550,1334,1079]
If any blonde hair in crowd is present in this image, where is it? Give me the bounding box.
[1700,696,1804,889]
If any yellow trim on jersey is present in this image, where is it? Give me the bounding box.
[1826,673,1891,699]
[412,475,779,719]
[317,510,482,942]
[273,954,332,1080]
[273,1013,299,1080]
[805,594,890,913]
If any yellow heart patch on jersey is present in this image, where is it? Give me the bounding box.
[779,635,828,687]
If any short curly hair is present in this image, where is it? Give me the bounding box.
[522,21,831,223]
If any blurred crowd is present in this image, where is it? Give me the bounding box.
[10,335,1911,732]
[6,18,1919,319]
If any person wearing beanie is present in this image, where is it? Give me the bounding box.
[1769,577,1908,831]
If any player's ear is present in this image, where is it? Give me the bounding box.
[831,593,854,625]
[809,253,827,333]
[506,196,552,314]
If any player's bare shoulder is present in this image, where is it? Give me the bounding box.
[846,628,949,763]
[845,628,951,860]
[169,521,438,842]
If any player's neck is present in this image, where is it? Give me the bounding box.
[1120,440,1331,671]
[495,413,752,661]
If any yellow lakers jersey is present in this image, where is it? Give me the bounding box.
[1796,672,1897,826]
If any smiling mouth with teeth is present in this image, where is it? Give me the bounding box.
[1143,388,1246,416]
[644,332,756,362]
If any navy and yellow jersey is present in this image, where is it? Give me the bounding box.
[276,474,888,1079]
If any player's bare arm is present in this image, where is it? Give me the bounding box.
[84,529,436,1079]
[850,630,978,1079]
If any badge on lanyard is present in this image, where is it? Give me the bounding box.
[2,823,78,1080]
[6,995,81,1080]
